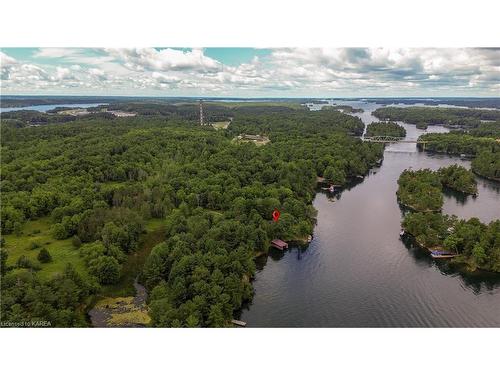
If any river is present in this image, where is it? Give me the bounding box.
[240,100,500,327]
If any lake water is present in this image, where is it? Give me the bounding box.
[0,103,107,113]
[240,100,500,327]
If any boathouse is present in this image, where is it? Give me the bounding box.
[271,239,288,250]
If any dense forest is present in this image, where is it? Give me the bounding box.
[398,166,498,272]
[397,166,477,211]
[373,106,500,128]
[1,109,115,127]
[469,121,500,138]
[365,122,406,137]
[0,103,383,327]
[418,132,500,181]
[402,213,500,272]
[438,165,478,195]
[397,169,444,211]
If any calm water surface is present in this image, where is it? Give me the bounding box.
[0,103,107,113]
[241,100,500,327]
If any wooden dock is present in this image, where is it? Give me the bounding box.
[231,319,247,327]
[430,252,457,259]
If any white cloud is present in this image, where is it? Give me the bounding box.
[34,48,82,58]
[55,67,75,80]
[1,48,499,96]
[106,48,222,73]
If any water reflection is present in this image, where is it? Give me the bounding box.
[442,186,473,205]
[400,234,500,294]
[242,100,500,327]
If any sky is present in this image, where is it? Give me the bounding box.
[1,48,499,97]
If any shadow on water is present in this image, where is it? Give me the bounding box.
[267,248,286,262]
[242,100,500,327]
[477,175,500,194]
[316,174,368,200]
[442,186,475,205]
[257,242,313,270]
[400,234,500,294]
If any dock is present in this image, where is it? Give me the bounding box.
[430,251,457,259]
[231,319,247,327]
[271,239,288,250]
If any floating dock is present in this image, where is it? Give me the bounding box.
[271,239,288,250]
[430,251,457,259]
[231,319,247,327]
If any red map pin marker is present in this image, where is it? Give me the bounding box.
[272,209,280,222]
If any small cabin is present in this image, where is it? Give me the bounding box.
[271,239,288,250]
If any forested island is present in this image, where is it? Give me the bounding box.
[365,97,500,109]
[398,167,498,272]
[321,105,364,114]
[365,122,406,137]
[402,213,500,272]
[397,166,478,212]
[397,169,444,212]
[418,132,500,181]
[0,102,383,327]
[373,106,500,128]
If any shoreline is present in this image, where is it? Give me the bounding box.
[416,149,500,183]
[397,199,441,213]
[403,230,499,274]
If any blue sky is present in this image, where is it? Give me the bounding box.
[4,48,271,67]
[1,48,499,97]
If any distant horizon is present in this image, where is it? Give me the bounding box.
[2,94,499,99]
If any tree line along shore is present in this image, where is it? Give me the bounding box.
[369,106,499,182]
[1,102,383,327]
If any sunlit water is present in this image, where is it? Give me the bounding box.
[241,100,500,327]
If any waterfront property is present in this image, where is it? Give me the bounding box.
[271,239,288,250]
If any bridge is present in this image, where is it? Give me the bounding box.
[362,136,429,144]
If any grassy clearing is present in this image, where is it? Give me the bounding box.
[232,136,271,146]
[3,217,86,280]
[93,296,150,327]
[212,121,231,130]
[2,216,165,294]
[145,218,165,232]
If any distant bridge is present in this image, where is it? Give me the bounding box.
[362,136,429,144]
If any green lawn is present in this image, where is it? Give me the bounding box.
[144,218,166,232]
[3,216,166,287]
[3,217,87,280]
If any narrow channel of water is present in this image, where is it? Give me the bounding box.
[240,100,500,327]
